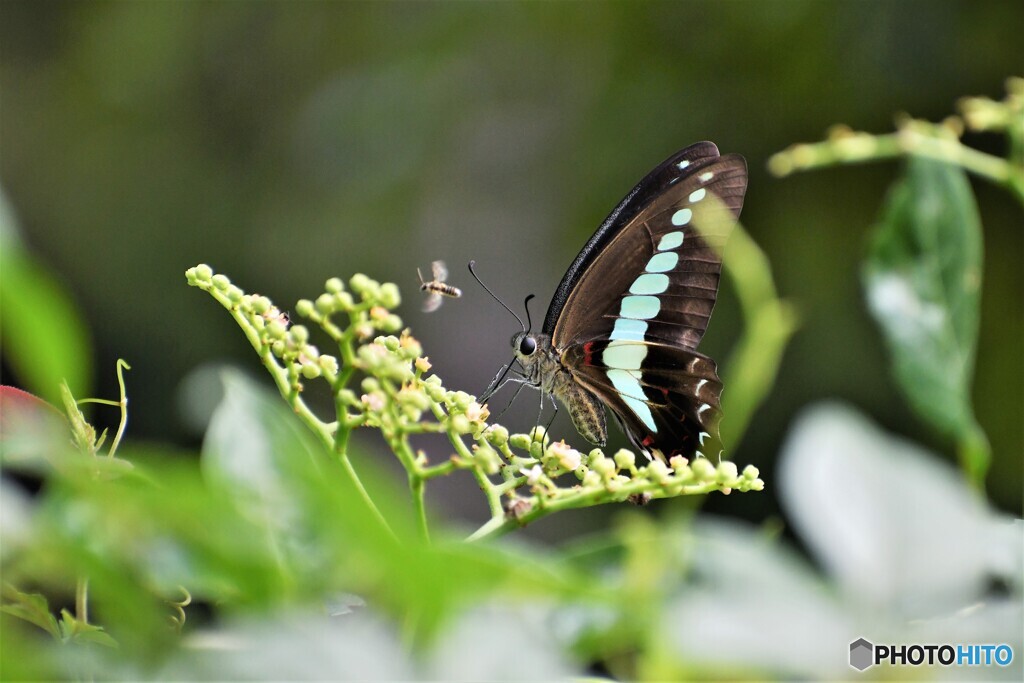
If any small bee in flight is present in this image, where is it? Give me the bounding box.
[418,260,462,312]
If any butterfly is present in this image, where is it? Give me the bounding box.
[482,142,747,462]
[418,260,462,312]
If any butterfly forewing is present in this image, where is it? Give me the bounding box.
[547,145,746,351]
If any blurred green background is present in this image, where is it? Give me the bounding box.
[2,0,1020,525]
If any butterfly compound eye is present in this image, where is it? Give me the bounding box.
[519,335,537,356]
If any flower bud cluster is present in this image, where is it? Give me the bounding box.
[189,264,764,531]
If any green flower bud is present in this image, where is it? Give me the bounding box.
[691,457,716,482]
[716,461,738,483]
[267,320,288,338]
[450,415,471,434]
[227,285,244,303]
[290,325,310,344]
[397,387,430,411]
[646,459,670,484]
[379,282,401,309]
[350,273,371,293]
[473,444,501,475]
[334,291,354,309]
[613,449,635,471]
[361,377,380,393]
[593,458,617,478]
[425,383,446,402]
[271,340,286,357]
[295,299,314,317]
[582,470,602,488]
[382,335,400,352]
[325,277,344,294]
[319,355,339,375]
[301,362,321,379]
[251,296,270,314]
[338,389,358,406]
[742,465,760,480]
[424,374,442,386]
[194,264,214,281]
[509,433,532,450]
[382,314,403,333]
[484,425,509,447]
[212,274,231,290]
[586,449,606,467]
[447,391,473,410]
[399,335,422,360]
[315,293,335,314]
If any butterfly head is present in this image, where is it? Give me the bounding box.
[512,331,537,359]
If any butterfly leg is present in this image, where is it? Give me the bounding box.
[541,397,558,439]
[480,360,529,401]
[529,389,551,445]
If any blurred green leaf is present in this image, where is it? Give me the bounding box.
[59,609,119,648]
[1,585,60,638]
[0,189,93,403]
[862,157,990,485]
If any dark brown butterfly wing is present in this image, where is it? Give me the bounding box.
[545,142,747,458]
[562,340,723,459]
[546,143,747,351]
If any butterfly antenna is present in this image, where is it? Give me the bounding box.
[523,294,535,334]
[468,260,527,332]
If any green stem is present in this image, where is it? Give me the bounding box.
[202,283,392,536]
[410,474,430,543]
[76,359,132,458]
[958,419,992,493]
[75,577,88,624]
[769,128,1015,190]
[468,478,729,542]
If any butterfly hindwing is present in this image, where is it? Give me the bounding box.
[563,340,723,459]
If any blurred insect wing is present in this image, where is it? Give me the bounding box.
[422,292,444,312]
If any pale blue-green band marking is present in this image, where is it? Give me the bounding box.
[657,231,684,251]
[689,188,706,202]
[629,273,669,295]
[619,295,660,320]
[606,368,657,432]
[602,340,647,370]
[645,252,678,273]
[610,318,648,341]
[671,208,692,226]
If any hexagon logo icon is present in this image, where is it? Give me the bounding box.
[849,638,874,671]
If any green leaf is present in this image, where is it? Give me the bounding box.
[59,609,119,647]
[863,157,990,484]
[1,585,60,638]
[0,189,93,404]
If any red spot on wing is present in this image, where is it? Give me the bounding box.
[583,341,594,365]
[641,435,655,447]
